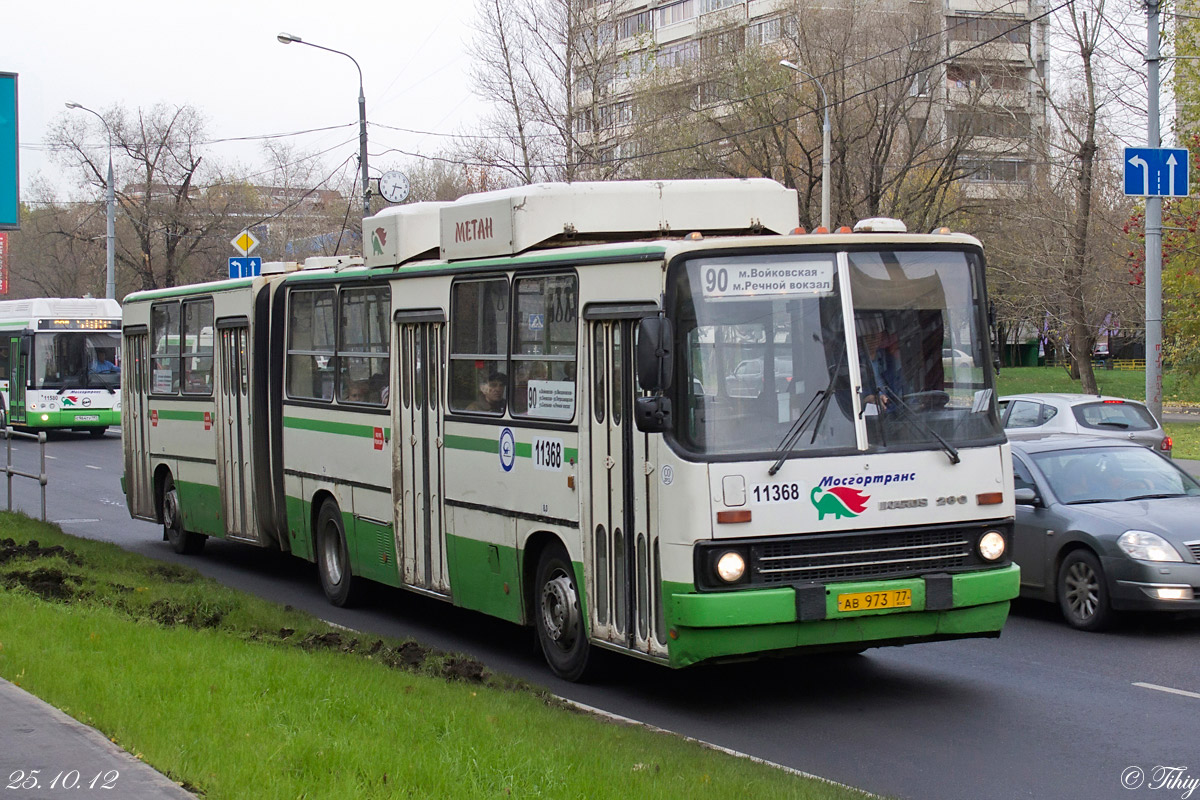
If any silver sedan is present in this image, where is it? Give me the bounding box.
[1000,393,1172,457]
[1011,436,1200,630]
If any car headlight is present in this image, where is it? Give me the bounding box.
[978,530,1006,561]
[1118,531,1182,562]
[715,551,746,583]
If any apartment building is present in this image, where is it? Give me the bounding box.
[573,0,1049,198]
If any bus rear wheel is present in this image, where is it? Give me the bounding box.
[534,543,593,682]
[316,499,361,607]
[162,475,206,555]
[89,427,107,438]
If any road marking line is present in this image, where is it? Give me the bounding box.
[1134,682,1200,700]
[86,464,102,470]
[53,518,101,524]
[561,698,880,796]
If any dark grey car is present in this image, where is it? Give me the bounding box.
[1011,436,1200,630]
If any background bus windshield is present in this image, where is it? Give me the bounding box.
[33,331,121,390]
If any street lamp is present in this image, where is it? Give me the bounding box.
[65,102,116,300]
[779,60,830,231]
[277,32,370,219]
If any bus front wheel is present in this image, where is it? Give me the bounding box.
[162,475,206,555]
[534,543,593,682]
[316,500,361,607]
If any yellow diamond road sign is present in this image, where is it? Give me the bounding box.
[231,230,260,256]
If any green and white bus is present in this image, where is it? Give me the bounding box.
[121,179,1019,679]
[0,297,122,435]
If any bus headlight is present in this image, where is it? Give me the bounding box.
[40,414,49,422]
[715,551,746,583]
[978,531,1006,561]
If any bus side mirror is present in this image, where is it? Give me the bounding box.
[634,395,672,433]
[636,317,673,392]
[19,334,31,358]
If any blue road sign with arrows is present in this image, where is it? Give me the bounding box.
[1124,147,1190,198]
[228,257,262,279]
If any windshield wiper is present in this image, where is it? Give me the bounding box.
[1122,492,1186,501]
[768,389,834,476]
[768,341,846,476]
[881,388,960,465]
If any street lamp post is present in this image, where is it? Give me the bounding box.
[277,33,370,219]
[65,102,116,300]
[779,60,830,231]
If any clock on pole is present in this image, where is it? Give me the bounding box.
[378,171,410,204]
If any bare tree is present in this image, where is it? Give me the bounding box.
[6,179,104,298]
[48,103,243,291]
[989,0,1144,391]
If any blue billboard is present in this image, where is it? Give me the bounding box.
[0,73,17,230]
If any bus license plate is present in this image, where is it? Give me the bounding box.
[837,589,912,613]
[75,415,99,422]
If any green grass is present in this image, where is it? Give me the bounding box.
[995,365,1200,404]
[0,514,871,800]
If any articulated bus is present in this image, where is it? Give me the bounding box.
[121,179,1019,679]
[0,297,122,435]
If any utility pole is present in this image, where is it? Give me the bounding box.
[1144,0,1163,422]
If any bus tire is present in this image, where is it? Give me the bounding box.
[162,474,206,555]
[89,427,107,438]
[316,499,360,607]
[534,543,593,682]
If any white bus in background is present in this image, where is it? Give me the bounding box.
[121,180,1019,680]
[0,297,122,435]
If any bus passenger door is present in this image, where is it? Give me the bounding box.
[586,318,665,657]
[395,322,448,595]
[122,331,154,519]
[7,336,27,426]
[215,325,257,541]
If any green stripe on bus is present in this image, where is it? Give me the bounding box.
[125,278,254,302]
[283,415,390,439]
[154,409,207,422]
[444,433,577,462]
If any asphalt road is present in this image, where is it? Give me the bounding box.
[8,431,1200,800]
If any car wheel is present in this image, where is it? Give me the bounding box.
[1056,549,1112,631]
[534,543,593,681]
[316,499,361,607]
[162,474,206,555]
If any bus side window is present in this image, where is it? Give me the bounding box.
[449,278,509,413]
[511,273,577,419]
[181,299,214,395]
[286,289,336,402]
[150,301,181,394]
[0,344,9,381]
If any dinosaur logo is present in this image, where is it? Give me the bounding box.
[61,395,78,407]
[811,485,870,520]
[372,227,387,256]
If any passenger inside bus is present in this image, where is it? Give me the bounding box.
[468,371,507,412]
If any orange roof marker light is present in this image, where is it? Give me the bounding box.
[836,226,853,234]
[813,225,830,234]
[790,226,808,235]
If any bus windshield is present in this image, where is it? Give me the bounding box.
[669,248,1002,459]
[32,331,122,390]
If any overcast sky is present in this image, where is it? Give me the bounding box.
[5,0,483,200]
